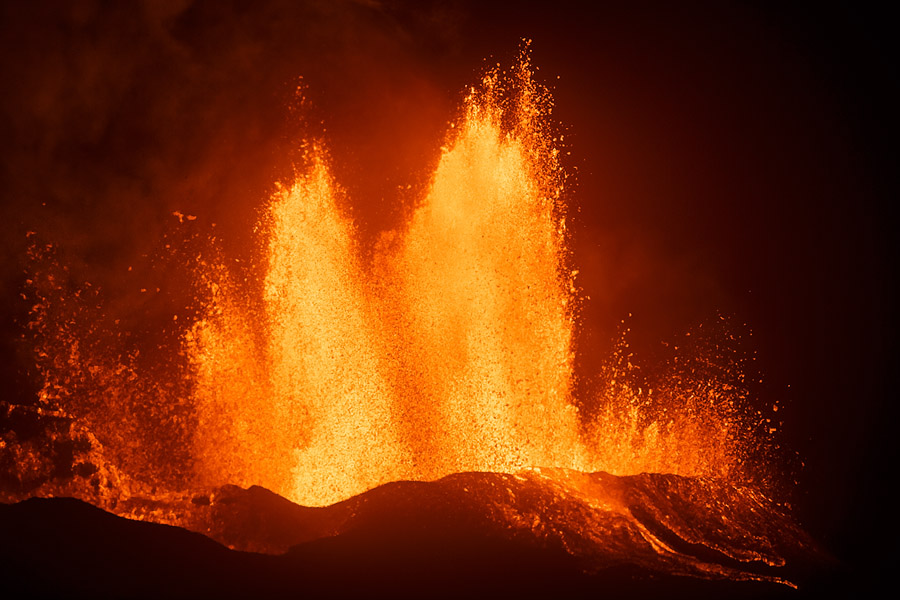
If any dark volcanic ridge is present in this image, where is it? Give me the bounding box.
[2,468,830,598]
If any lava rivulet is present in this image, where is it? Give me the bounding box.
[21,52,763,509]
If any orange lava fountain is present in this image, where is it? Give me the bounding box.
[188,156,402,504]
[19,49,763,509]
[392,60,579,479]
[187,54,585,506]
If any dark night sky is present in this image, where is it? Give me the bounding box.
[1,0,895,574]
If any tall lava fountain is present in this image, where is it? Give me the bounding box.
[181,51,753,507]
[187,54,583,506]
[17,50,761,511]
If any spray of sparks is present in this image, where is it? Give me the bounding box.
[21,49,764,508]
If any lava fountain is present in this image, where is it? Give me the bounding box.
[188,156,402,505]
[6,51,802,587]
[393,61,579,480]
[180,51,757,508]
[185,54,585,506]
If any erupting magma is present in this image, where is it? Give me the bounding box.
[27,52,759,509]
[189,58,583,506]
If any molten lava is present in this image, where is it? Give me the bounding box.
[16,50,764,511]
[179,52,756,507]
[188,156,400,504]
[184,56,582,506]
[393,63,578,479]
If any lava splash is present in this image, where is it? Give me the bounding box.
[186,53,588,506]
[181,50,756,507]
[0,47,803,591]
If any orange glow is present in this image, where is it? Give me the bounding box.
[186,156,403,505]
[182,51,755,506]
[21,50,763,510]
[182,55,586,505]
[389,58,581,478]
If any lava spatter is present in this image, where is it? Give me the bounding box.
[21,50,768,510]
